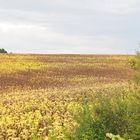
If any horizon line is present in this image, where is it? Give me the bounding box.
[1,52,135,55]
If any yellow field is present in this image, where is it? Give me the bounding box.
[0,54,135,139]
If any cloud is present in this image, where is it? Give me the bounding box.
[0,22,47,32]
[46,0,140,15]
[0,22,122,53]
[1,0,140,15]
[0,0,139,54]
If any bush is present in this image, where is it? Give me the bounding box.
[0,48,7,53]
[70,87,140,140]
[70,102,105,140]
[133,51,140,85]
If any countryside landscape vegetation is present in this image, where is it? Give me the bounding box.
[0,52,139,140]
[1,0,140,139]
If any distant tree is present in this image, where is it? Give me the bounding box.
[0,48,7,53]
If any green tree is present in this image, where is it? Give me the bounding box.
[0,48,7,53]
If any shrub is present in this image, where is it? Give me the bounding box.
[70,103,105,140]
[133,51,140,85]
[71,87,140,140]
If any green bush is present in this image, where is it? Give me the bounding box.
[133,51,140,85]
[70,87,140,140]
[70,103,105,140]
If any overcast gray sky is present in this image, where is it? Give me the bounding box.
[0,0,140,54]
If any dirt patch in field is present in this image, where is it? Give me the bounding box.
[0,66,133,91]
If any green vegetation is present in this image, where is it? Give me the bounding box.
[0,48,7,53]
[133,51,140,85]
[71,86,140,140]
[106,133,125,140]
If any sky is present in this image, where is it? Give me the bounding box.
[0,0,140,54]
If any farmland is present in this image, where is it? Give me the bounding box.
[0,54,133,91]
[0,54,139,140]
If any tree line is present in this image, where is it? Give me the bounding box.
[0,48,7,53]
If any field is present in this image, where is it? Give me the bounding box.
[0,54,139,140]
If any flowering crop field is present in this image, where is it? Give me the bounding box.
[0,54,135,140]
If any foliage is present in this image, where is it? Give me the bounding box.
[0,48,7,53]
[0,54,137,140]
[71,86,140,140]
[106,133,125,140]
[129,50,140,85]
[133,51,140,85]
